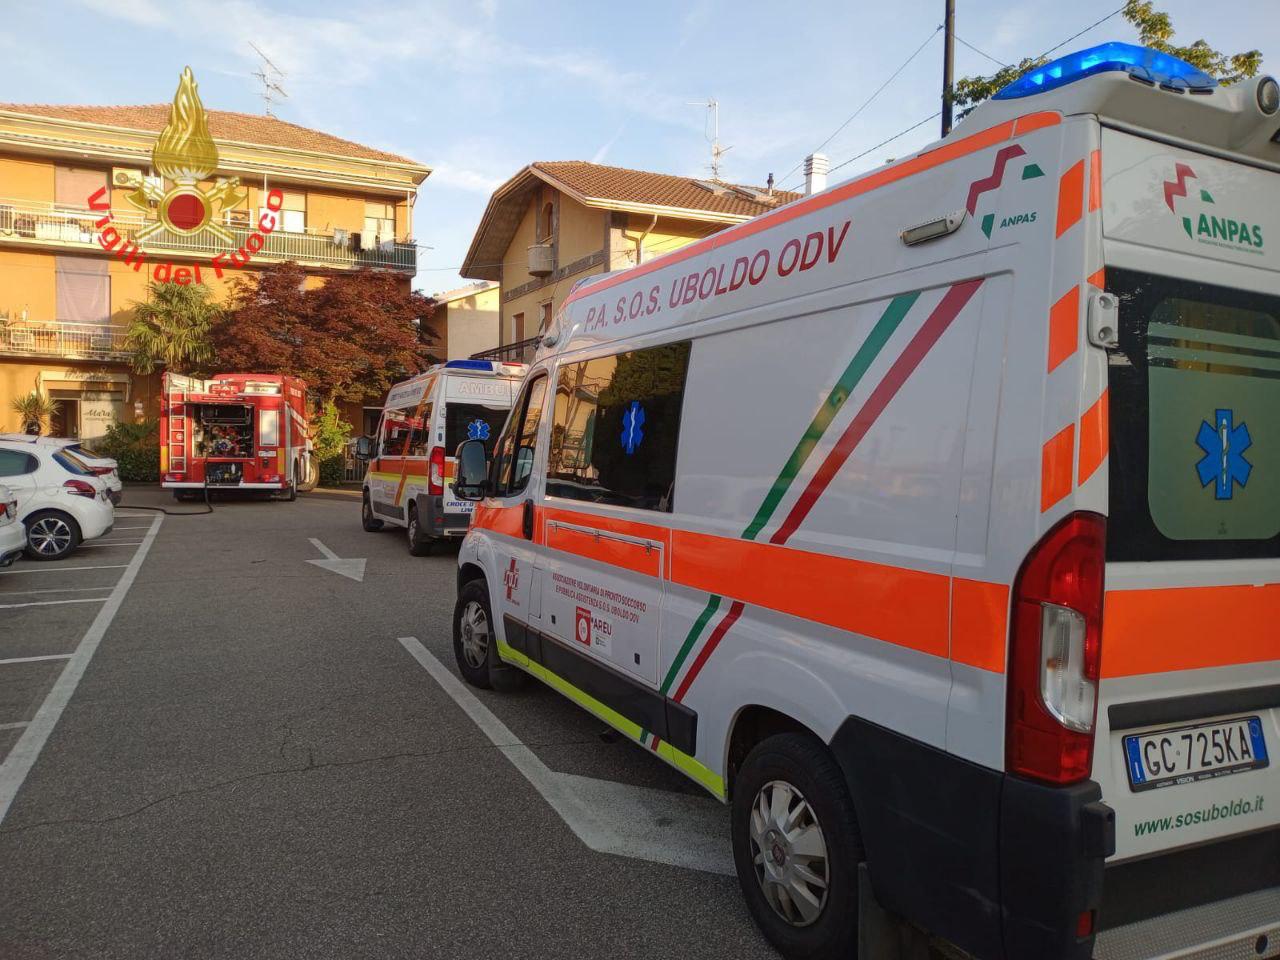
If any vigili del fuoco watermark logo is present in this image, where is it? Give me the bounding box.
[86,66,286,284]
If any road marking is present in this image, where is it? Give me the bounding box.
[397,636,732,876]
[306,538,366,583]
[107,526,152,530]
[0,597,109,610]
[0,654,74,665]
[0,564,128,575]
[0,722,29,731]
[78,541,144,548]
[0,586,115,597]
[0,514,162,825]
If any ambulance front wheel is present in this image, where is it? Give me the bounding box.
[731,733,864,960]
[361,493,383,532]
[453,579,526,692]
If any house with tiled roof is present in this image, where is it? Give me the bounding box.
[0,97,430,437]
[461,161,798,360]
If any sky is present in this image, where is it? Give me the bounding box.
[3,0,1276,293]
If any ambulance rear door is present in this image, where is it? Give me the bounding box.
[440,374,516,519]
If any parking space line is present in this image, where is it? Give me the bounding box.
[107,526,151,531]
[77,541,144,548]
[0,722,29,731]
[397,636,732,875]
[0,587,115,597]
[0,513,163,825]
[0,564,128,575]
[0,597,109,610]
[0,654,74,665]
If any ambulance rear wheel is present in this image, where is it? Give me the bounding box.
[453,580,494,688]
[361,493,383,532]
[407,504,433,556]
[732,733,863,959]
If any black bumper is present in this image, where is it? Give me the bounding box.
[829,717,1114,960]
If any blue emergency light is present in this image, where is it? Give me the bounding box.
[993,42,1217,100]
[444,359,496,372]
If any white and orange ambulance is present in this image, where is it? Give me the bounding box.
[357,360,525,554]
[450,44,1279,960]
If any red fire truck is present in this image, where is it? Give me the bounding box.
[160,372,314,500]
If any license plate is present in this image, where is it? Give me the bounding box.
[1124,716,1269,792]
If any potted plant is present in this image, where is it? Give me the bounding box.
[10,390,56,435]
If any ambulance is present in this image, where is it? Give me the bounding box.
[356,359,526,554]
[449,44,1279,960]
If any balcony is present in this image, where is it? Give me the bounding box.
[0,199,417,273]
[472,335,541,365]
[0,319,130,362]
[527,242,555,277]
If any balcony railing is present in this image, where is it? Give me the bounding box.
[472,335,541,365]
[0,199,417,272]
[0,319,131,362]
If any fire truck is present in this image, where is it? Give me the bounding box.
[160,372,314,500]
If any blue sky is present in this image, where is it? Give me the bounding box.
[4,0,1275,292]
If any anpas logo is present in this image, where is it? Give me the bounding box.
[86,67,287,284]
[1164,163,1264,255]
[966,144,1046,239]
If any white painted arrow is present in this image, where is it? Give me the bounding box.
[306,538,366,583]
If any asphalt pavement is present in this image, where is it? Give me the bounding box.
[0,485,773,959]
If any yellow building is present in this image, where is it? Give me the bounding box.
[424,281,500,362]
[0,101,430,438]
[460,161,798,361]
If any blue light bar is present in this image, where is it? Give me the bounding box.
[993,42,1217,100]
[444,359,496,371]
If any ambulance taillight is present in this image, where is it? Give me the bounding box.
[1006,512,1106,785]
[429,447,445,496]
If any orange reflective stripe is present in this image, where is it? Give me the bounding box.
[1077,389,1109,485]
[1048,285,1080,372]
[1056,159,1085,237]
[1088,148,1102,212]
[951,578,1010,672]
[670,530,950,660]
[1103,584,1280,677]
[1087,268,1106,290]
[1013,112,1060,135]
[545,519,663,578]
[472,502,527,540]
[1041,423,1075,512]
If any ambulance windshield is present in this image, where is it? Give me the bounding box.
[1107,267,1280,561]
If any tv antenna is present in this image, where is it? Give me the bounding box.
[249,42,289,117]
[688,97,731,180]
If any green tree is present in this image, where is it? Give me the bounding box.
[126,281,220,375]
[952,1,1263,116]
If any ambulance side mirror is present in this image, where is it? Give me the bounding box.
[353,436,373,461]
[454,439,489,501]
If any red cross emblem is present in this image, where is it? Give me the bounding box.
[503,557,519,601]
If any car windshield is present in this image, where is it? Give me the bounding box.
[54,449,94,476]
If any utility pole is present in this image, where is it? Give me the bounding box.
[941,0,956,136]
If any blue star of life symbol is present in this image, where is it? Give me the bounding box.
[466,419,490,442]
[620,401,646,455]
[1195,408,1252,500]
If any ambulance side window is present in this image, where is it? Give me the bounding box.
[493,374,548,499]
[546,340,691,512]
[379,405,430,458]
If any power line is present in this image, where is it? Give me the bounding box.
[776,25,942,190]
[828,112,941,176]
[1037,4,1127,61]
[954,34,1008,68]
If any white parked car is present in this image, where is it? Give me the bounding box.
[0,440,114,561]
[0,482,23,567]
[0,434,123,504]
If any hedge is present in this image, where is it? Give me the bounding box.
[96,420,161,483]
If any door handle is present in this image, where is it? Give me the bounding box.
[522,500,534,540]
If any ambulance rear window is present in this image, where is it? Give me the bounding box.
[1107,267,1280,561]
[444,403,508,458]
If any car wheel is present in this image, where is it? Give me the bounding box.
[731,733,863,959]
[453,579,494,688]
[23,510,82,561]
[361,494,383,532]
[407,504,432,556]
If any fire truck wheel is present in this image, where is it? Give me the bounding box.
[731,733,863,960]
[361,494,383,532]
[23,510,82,561]
[453,579,494,688]
[407,504,433,556]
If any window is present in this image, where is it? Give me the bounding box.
[540,201,554,242]
[493,375,548,498]
[364,200,395,244]
[1108,267,1280,561]
[54,166,108,209]
[261,191,305,233]
[259,410,280,447]
[546,341,691,512]
[511,312,526,344]
[379,404,430,458]
[54,450,92,476]
[445,403,509,460]
[539,301,553,334]
[55,256,110,324]
[0,449,37,477]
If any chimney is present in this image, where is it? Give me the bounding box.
[804,153,829,195]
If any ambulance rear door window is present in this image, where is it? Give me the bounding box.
[444,403,509,458]
[547,340,691,512]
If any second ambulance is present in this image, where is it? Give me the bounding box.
[450,44,1279,960]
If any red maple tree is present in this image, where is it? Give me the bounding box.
[212,262,438,404]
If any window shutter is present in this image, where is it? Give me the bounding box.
[54,167,109,208]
